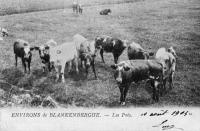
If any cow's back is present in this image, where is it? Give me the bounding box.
[122,60,150,83]
[50,42,77,63]
[73,34,87,49]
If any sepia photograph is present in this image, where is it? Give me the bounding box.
[0,0,200,130]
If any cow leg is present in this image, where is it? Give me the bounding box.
[60,62,66,83]
[152,80,160,102]
[54,65,59,82]
[91,61,97,79]
[28,61,31,74]
[169,74,173,90]
[21,59,26,73]
[161,78,167,96]
[74,58,79,74]
[100,49,105,63]
[15,55,18,67]
[68,61,72,73]
[119,86,124,105]
[123,84,130,105]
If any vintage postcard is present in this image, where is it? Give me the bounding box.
[0,0,200,130]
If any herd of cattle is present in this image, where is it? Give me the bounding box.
[12,33,177,105]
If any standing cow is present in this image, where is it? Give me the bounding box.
[14,39,35,73]
[95,35,127,64]
[49,42,79,82]
[111,60,163,105]
[155,47,177,91]
[73,34,97,79]
[72,1,83,14]
[35,39,57,72]
[127,42,154,60]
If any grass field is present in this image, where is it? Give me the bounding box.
[0,0,200,108]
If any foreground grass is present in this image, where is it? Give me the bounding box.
[0,0,200,107]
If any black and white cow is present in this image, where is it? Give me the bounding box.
[111,60,163,105]
[13,39,35,73]
[35,39,57,72]
[100,9,111,15]
[95,35,127,64]
[127,42,154,60]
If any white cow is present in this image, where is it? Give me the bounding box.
[155,47,177,90]
[49,42,79,82]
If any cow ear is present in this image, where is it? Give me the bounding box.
[34,46,39,50]
[149,52,154,56]
[45,46,50,50]
[123,66,130,71]
[110,64,117,70]
[30,47,35,51]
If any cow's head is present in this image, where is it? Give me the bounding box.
[157,54,171,78]
[122,39,129,49]
[35,45,50,58]
[23,46,34,59]
[81,52,96,68]
[108,9,111,13]
[143,51,154,59]
[95,37,103,49]
[111,61,130,84]
[167,46,177,58]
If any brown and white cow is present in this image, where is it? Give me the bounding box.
[155,47,177,91]
[127,42,154,60]
[14,39,35,73]
[73,34,97,79]
[95,35,127,64]
[111,60,163,105]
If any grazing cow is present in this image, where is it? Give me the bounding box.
[35,39,57,72]
[155,47,177,91]
[127,42,154,60]
[73,34,97,78]
[0,27,8,37]
[14,39,35,73]
[111,60,163,105]
[49,42,79,82]
[100,9,111,15]
[95,35,127,64]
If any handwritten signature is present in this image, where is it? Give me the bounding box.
[152,119,184,131]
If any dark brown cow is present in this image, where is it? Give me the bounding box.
[100,9,111,15]
[111,60,163,105]
[95,35,127,64]
[127,42,154,60]
[14,39,35,73]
